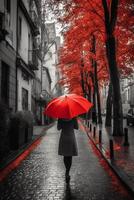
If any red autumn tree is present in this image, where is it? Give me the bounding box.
[58,22,108,124]
[47,0,134,135]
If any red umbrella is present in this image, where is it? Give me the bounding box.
[44,94,93,119]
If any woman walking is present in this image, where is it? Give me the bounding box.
[57,117,79,183]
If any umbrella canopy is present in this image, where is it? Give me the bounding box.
[44,94,93,119]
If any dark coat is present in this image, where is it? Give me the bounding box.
[57,118,78,156]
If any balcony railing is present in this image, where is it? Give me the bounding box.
[29,10,39,35]
[28,50,38,70]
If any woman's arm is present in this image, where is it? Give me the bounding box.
[57,119,62,130]
[73,118,78,129]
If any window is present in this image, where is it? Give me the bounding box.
[28,33,31,61]
[22,88,28,110]
[28,33,31,50]
[1,62,9,105]
[5,0,11,28]
[18,17,22,49]
[5,0,11,14]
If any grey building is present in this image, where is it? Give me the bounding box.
[0,0,17,112]
[16,0,40,112]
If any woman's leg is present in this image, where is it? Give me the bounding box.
[63,156,72,176]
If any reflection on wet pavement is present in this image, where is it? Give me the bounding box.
[0,124,133,200]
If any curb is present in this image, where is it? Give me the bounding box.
[83,123,134,197]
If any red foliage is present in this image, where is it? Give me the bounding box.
[48,0,134,93]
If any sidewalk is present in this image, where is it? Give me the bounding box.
[0,122,133,200]
[0,123,54,171]
[83,118,134,195]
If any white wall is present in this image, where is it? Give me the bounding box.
[33,58,42,98]
[42,69,51,93]
[18,8,33,64]
[17,6,33,111]
[45,44,57,91]
[36,58,42,80]
[22,0,30,12]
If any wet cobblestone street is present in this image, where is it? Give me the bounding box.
[0,123,133,200]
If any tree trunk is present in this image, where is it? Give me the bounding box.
[94,61,102,124]
[80,58,86,97]
[87,84,92,119]
[91,74,97,124]
[91,35,102,124]
[106,37,123,135]
[102,0,123,135]
[105,82,112,127]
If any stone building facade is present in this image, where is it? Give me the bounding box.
[0,0,17,112]
[0,0,61,124]
[17,0,40,112]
